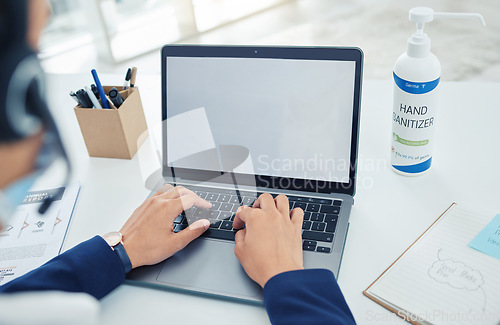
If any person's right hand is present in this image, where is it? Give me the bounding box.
[232,193,304,288]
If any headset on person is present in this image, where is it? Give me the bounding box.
[0,0,71,214]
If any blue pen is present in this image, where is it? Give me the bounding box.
[91,69,110,109]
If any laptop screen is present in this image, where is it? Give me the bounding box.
[162,46,362,194]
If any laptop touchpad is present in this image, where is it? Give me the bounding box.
[156,238,262,300]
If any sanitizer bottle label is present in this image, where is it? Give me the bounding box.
[391,72,440,174]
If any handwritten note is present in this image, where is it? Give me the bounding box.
[469,214,500,260]
[364,205,500,325]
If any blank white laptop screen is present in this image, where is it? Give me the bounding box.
[166,57,356,183]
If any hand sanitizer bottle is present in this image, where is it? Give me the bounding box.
[391,7,485,176]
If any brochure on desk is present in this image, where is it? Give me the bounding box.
[0,184,80,285]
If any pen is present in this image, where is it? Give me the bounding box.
[123,68,132,90]
[108,87,124,108]
[85,86,102,109]
[69,91,80,104]
[91,69,110,109]
[130,67,137,88]
[91,84,100,100]
[76,89,93,108]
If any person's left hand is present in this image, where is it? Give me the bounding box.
[119,184,211,269]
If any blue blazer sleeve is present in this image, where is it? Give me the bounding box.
[263,269,355,325]
[0,236,125,299]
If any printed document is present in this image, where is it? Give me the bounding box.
[0,184,80,285]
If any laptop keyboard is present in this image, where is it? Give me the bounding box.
[172,185,342,254]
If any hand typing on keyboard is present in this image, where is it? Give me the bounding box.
[233,193,304,288]
[120,184,211,269]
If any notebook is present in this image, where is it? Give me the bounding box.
[364,203,500,325]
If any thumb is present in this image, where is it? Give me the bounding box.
[175,219,210,249]
[290,208,304,227]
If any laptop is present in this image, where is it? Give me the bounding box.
[127,45,363,303]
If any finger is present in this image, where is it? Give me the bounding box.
[174,219,210,250]
[159,186,189,199]
[191,194,212,209]
[274,194,290,215]
[170,195,206,213]
[152,183,174,197]
[253,193,275,210]
[234,228,246,259]
[163,196,197,218]
[161,186,212,209]
[234,228,246,247]
[290,207,304,228]
[233,205,250,230]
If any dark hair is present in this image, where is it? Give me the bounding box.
[0,0,29,48]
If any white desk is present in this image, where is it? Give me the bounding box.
[45,74,500,324]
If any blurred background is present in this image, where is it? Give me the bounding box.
[40,0,500,81]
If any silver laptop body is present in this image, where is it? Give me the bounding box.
[127,45,363,303]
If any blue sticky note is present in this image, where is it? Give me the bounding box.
[469,214,500,260]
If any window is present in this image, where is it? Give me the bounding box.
[39,0,289,63]
[39,0,91,58]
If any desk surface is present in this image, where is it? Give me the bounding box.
[45,74,500,325]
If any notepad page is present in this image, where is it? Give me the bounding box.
[367,205,500,325]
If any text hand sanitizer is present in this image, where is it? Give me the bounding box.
[391,7,485,176]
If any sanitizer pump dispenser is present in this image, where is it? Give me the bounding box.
[391,7,485,176]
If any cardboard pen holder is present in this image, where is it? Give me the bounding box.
[74,86,148,159]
